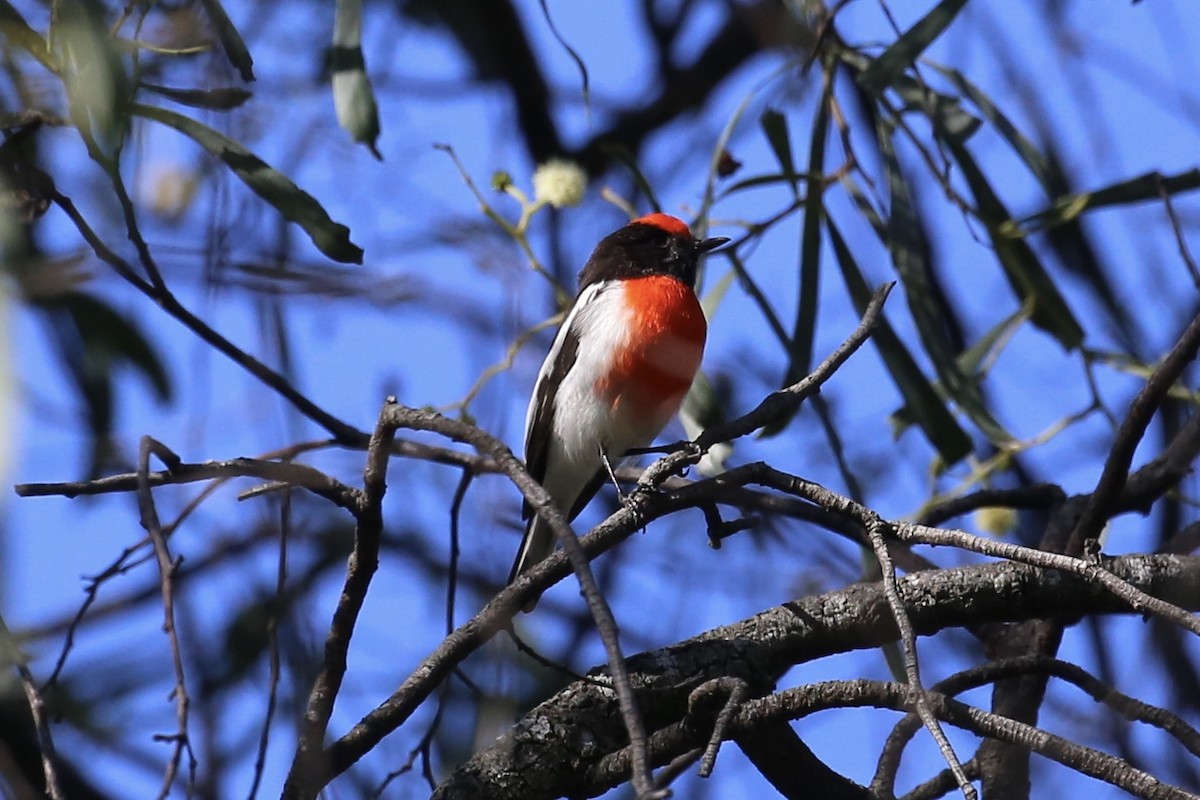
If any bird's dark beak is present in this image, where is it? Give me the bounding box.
[697,236,730,254]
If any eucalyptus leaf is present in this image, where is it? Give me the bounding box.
[878,120,1012,445]
[765,80,832,437]
[857,0,970,94]
[1005,168,1200,237]
[333,0,382,159]
[827,217,971,464]
[200,0,255,82]
[945,137,1083,349]
[50,0,131,160]
[759,109,798,198]
[141,83,253,111]
[926,62,1053,192]
[135,103,363,264]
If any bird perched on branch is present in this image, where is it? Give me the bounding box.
[509,213,729,608]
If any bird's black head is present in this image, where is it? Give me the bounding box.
[578,213,729,290]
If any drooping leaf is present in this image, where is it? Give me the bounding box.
[926,62,1054,192]
[141,82,253,111]
[333,0,382,159]
[877,120,1012,446]
[944,137,1084,349]
[1004,167,1200,237]
[36,291,172,475]
[759,108,798,198]
[49,0,132,160]
[134,103,363,264]
[199,0,255,82]
[841,51,980,141]
[1037,143,1139,353]
[60,292,173,402]
[857,0,970,94]
[956,301,1033,379]
[827,217,971,464]
[765,78,832,437]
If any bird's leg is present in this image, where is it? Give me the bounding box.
[599,447,628,505]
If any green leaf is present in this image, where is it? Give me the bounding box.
[759,108,798,198]
[134,103,363,264]
[762,81,832,437]
[199,0,255,82]
[857,0,970,94]
[1004,168,1200,237]
[140,83,253,111]
[827,217,971,463]
[956,300,1033,378]
[0,1,53,69]
[60,292,173,403]
[877,121,1012,446]
[333,0,382,159]
[49,0,132,160]
[841,51,979,140]
[36,290,173,475]
[944,137,1084,349]
[1035,145,1138,352]
[925,62,1053,192]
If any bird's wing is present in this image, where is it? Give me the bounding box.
[522,281,606,520]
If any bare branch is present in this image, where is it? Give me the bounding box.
[283,399,397,797]
[1067,308,1200,553]
[136,437,197,798]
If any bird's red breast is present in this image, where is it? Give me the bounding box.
[595,274,706,422]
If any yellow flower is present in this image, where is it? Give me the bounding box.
[974,506,1018,536]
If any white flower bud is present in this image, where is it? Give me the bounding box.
[531,159,586,208]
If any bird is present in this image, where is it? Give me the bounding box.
[508,212,729,608]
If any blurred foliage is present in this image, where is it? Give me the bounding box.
[0,0,1198,797]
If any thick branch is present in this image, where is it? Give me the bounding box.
[433,555,1200,799]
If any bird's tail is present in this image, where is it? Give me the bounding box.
[507,514,556,611]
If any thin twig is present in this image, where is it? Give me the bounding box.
[0,614,64,800]
[283,399,395,797]
[641,282,894,489]
[49,185,369,444]
[864,517,976,800]
[17,456,360,510]
[137,437,198,798]
[745,465,1200,638]
[372,404,663,799]
[1158,175,1200,289]
[1067,308,1200,553]
[689,677,748,778]
[447,470,474,636]
[246,488,292,800]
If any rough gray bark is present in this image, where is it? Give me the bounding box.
[432,554,1200,799]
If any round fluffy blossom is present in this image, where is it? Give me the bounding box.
[532,159,587,208]
[974,506,1018,536]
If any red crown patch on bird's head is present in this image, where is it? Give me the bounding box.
[631,212,692,239]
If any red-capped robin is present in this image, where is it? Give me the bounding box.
[509,213,729,608]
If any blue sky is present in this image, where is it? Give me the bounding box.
[4,1,1200,797]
